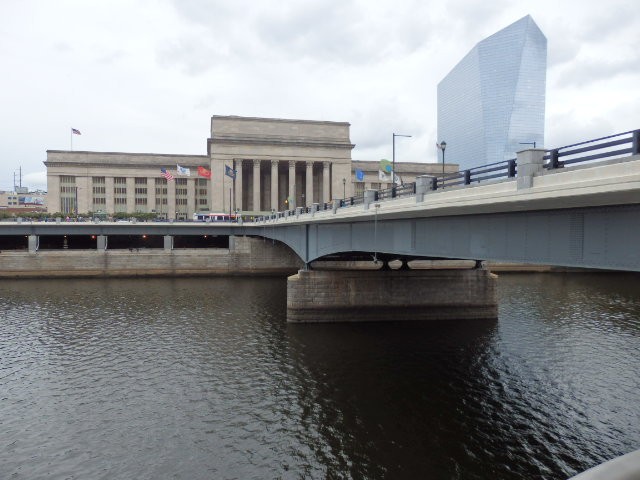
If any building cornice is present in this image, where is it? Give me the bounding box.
[45,151,209,169]
[44,161,207,169]
[46,150,207,159]
[211,115,351,127]
[207,137,355,151]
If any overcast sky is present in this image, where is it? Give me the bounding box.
[1,0,638,191]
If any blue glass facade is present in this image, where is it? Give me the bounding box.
[437,15,547,170]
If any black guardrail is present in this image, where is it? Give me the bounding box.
[435,159,517,190]
[254,129,639,220]
[544,129,640,169]
[377,182,417,200]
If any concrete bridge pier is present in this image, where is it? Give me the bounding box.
[286,268,498,323]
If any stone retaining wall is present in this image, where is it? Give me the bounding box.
[0,236,303,278]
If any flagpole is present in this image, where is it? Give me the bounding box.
[70,128,72,151]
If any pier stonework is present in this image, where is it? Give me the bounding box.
[286,269,498,323]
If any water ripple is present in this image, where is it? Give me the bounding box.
[0,274,639,479]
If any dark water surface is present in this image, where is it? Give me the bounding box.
[1,273,639,479]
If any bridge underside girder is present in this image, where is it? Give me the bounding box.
[260,204,640,272]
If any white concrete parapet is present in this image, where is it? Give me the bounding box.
[568,449,640,480]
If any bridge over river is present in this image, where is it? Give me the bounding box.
[1,130,639,323]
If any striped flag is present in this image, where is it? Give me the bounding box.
[71,128,81,135]
[160,168,174,181]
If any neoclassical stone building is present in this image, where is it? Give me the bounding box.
[46,115,450,218]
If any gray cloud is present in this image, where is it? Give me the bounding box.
[554,53,640,88]
[1,0,638,190]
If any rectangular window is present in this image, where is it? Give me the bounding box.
[60,175,75,184]
[354,182,365,196]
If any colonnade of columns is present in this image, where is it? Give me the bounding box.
[230,159,332,212]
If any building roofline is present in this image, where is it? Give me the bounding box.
[352,160,459,167]
[210,115,351,127]
[46,150,208,159]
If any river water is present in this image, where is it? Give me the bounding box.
[1,273,639,479]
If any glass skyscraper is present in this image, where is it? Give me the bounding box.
[437,15,547,171]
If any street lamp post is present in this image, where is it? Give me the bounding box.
[392,133,412,187]
[342,178,346,201]
[439,141,447,187]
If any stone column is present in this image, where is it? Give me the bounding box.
[288,161,296,209]
[322,161,331,203]
[76,176,90,214]
[235,160,243,212]
[253,159,261,212]
[105,177,115,214]
[47,175,61,213]
[306,161,314,207]
[163,235,173,251]
[167,179,176,219]
[271,160,279,211]
[126,177,135,214]
[187,177,196,217]
[146,177,156,215]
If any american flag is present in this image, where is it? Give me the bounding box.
[160,168,174,181]
[71,128,81,135]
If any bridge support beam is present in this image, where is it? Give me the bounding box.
[97,235,107,251]
[28,235,38,253]
[163,235,173,251]
[286,269,497,323]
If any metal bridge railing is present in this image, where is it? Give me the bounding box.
[376,182,417,201]
[433,159,517,191]
[252,128,639,223]
[544,129,640,169]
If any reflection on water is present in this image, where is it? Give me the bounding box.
[0,274,638,479]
